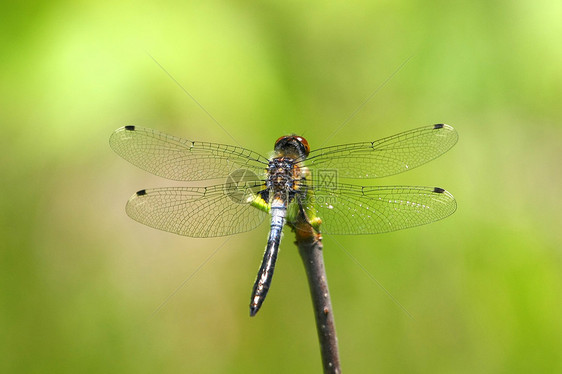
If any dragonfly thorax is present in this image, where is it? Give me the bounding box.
[266,158,302,195]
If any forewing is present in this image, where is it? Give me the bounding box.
[125,182,267,238]
[304,184,456,235]
[306,124,458,179]
[110,126,269,181]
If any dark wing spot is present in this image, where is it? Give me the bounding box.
[124,125,136,131]
[433,187,445,193]
[433,123,445,129]
[136,189,147,196]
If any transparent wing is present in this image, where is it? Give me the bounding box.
[110,126,269,181]
[125,182,268,238]
[303,184,456,235]
[305,124,458,179]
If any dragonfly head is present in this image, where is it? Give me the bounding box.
[274,135,310,160]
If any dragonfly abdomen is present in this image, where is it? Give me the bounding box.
[249,199,286,316]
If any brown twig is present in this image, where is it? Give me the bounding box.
[295,224,341,373]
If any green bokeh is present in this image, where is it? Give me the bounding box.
[1,1,561,373]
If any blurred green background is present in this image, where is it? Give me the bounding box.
[1,1,561,373]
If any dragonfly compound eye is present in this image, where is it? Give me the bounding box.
[274,135,310,158]
[274,135,290,148]
[294,136,310,157]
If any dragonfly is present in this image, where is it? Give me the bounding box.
[109,124,458,316]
